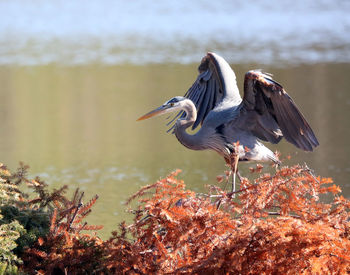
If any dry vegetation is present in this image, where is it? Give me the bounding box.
[0,162,349,274]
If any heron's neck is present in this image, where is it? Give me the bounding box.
[174,100,203,150]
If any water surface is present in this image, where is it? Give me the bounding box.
[0,63,349,238]
[0,0,349,238]
[1,0,349,65]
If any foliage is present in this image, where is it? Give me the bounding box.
[0,164,20,273]
[22,190,105,274]
[0,162,69,256]
[1,161,349,274]
[105,166,350,274]
[0,215,24,274]
[0,162,77,274]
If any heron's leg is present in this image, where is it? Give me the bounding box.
[231,169,236,193]
[232,173,235,193]
[231,153,240,195]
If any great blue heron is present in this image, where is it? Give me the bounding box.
[138,52,319,184]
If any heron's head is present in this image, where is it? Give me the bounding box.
[137,96,186,121]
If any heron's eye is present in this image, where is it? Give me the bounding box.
[170,103,174,107]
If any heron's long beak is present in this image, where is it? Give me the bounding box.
[137,104,172,121]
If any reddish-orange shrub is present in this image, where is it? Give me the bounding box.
[20,164,350,274]
[22,189,106,274]
[105,165,350,274]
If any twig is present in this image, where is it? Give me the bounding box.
[127,214,151,229]
[302,163,320,184]
[268,211,301,219]
[227,183,259,197]
[68,191,84,230]
[77,222,88,233]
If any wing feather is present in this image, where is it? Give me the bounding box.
[204,82,215,120]
[167,52,241,132]
[240,70,319,151]
[195,75,215,128]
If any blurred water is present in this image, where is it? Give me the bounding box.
[0,1,349,238]
[0,63,349,238]
[1,0,350,65]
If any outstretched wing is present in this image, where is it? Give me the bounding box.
[237,70,319,151]
[168,52,241,132]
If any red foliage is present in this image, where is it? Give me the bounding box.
[105,165,350,274]
[22,190,105,274]
[21,165,350,274]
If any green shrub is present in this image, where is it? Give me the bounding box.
[0,163,66,274]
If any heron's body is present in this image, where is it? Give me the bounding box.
[172,97,278,163]
[138,52,319,164]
